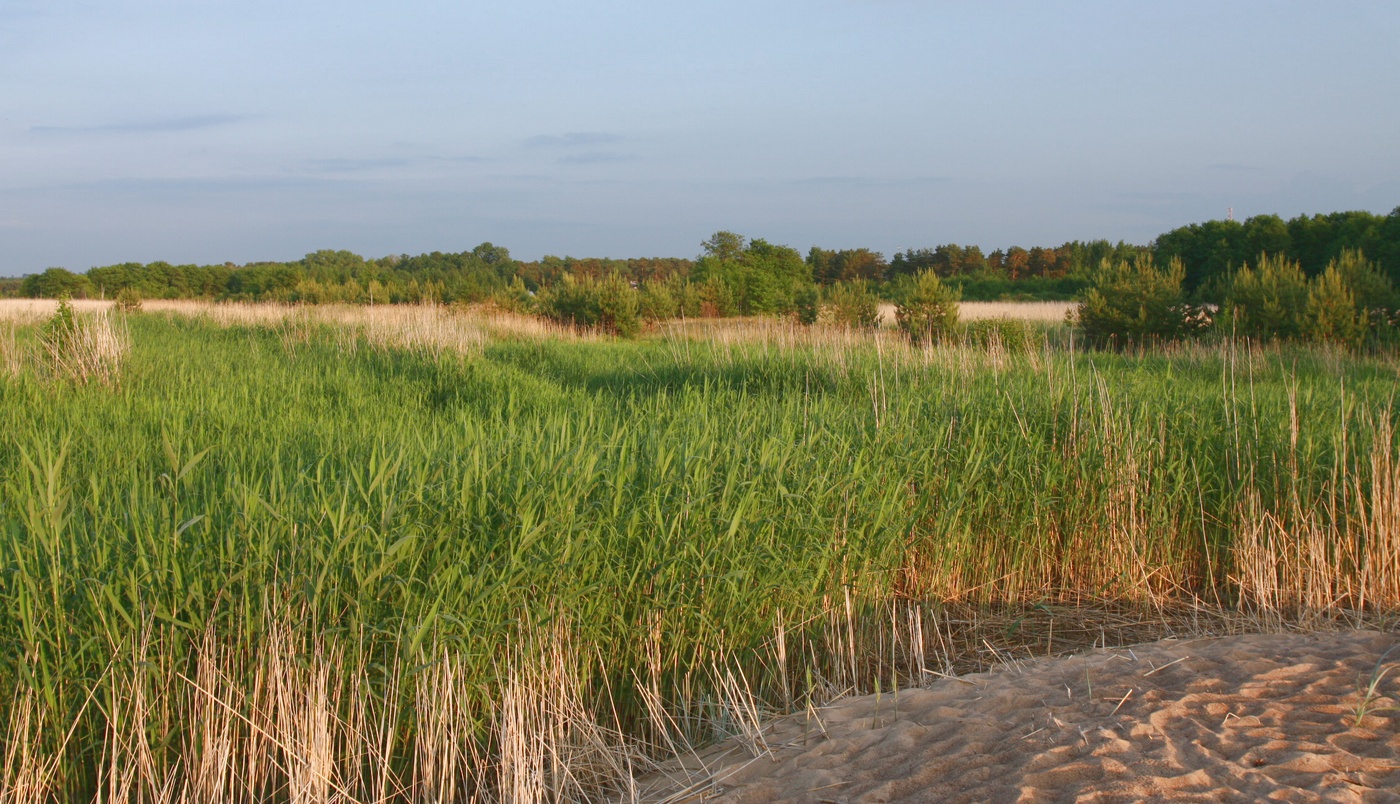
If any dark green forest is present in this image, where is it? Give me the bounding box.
[8,208,1400,312]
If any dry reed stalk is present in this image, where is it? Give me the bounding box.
[959,301,1076,322]
[143,299,292,327]
[345,658,406,804]
[0,323,22,377]
[0,688,58,804]
[144,300,497,358]
[707,665,771,759]
[97,627,179,804]
[471,306,599,343]
[357,305,486,357]
[636,609,694,762]
[874,301,1076,327]
[413,651,477,802]
[267,626,344,804]
[1231,416,1400,618]
[496,659,548,804]
[274,309,318,357]
[180,629,241,803]
[494,620,652,804]
[41,310,130,386]
[1360,418,1400,610]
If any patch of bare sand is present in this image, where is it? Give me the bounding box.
[648,631,1400,803]
[877,301,1075,326]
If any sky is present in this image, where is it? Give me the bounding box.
[2,1,1398,274]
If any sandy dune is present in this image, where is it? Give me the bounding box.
[649,631,1400,803]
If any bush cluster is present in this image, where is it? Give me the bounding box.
[894,270,961,343]
[822,281,882,329]
[114,286,144,313]
[1076,249,1396,349]
[536,273,641,338]
[1076,257,1198,347]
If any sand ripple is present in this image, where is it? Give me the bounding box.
[651,631,1400,803]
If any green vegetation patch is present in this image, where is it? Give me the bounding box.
[0,313,1397,795]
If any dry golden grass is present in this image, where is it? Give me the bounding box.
[0,305,131,386]
[136,300,599,357]
[2,616,657,804]
[0,323,21,378]
[0,299,114,323]
[43,311,131,386]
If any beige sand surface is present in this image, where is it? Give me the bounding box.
[877,302,1075,326]
[649,631,1400,803]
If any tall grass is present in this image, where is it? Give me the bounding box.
[0,310,1396,799]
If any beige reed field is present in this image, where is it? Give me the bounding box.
[4,298,1077,326]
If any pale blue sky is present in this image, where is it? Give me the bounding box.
[2,1,1398,274]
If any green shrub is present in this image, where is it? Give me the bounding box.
[793,285,820,326]
[114,286,144,313]
[1305,265,1363,347]
[895,270,960,343]
[537,273,640,337]
[697,276,738,318]
[1076,257,1193,347]
[639,279,680,323]
[1328,249,1396,344]
[596,273,641,338]
[1328,249,1395,313]
[41,296,78,354]
[537,274,596,328]
[674,280,704,319]
[824,281,881,329]
[490,276,536,314]
[1222,254,1308,341]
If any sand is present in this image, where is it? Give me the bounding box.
[877,301,1076,326]
[647,631,1400,803]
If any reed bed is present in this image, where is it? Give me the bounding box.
[0,299,115,323]
[0,309,1397,801]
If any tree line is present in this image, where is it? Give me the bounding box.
[3,236,1153,306]
[8,207,1399,326]
[1154,209,1400,296]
